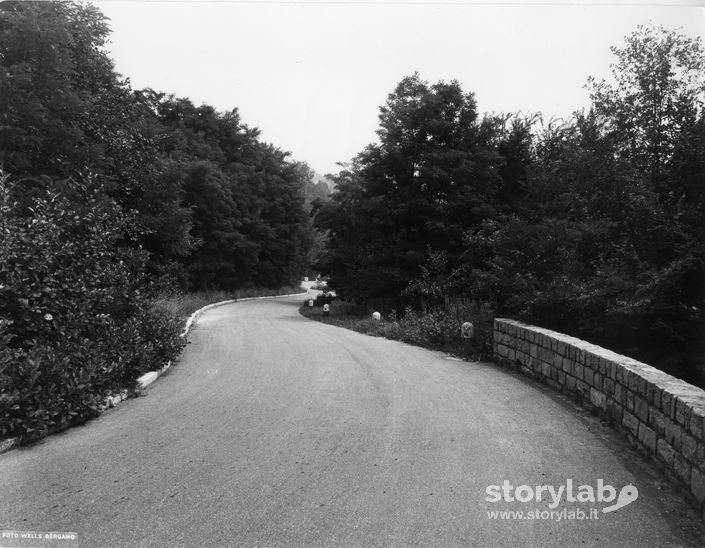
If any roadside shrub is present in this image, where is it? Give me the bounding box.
[0,173,185,439]
[300,295,494,362]
[394,298,494,359]
[1,339,107,438]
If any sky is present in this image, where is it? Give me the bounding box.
[94,0,705,175]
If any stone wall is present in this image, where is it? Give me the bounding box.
[493,318,705,519]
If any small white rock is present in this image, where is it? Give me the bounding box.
[137,371,158,389]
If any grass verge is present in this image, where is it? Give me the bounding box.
[299,297,494,362]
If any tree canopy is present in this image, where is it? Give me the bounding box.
[315,74,509,304]
[0,0,315,291]
[0,0,322,437]
[315,27,705,383]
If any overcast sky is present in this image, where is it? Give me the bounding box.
[94,0,705,175]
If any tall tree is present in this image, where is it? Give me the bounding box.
[589,24,705,186]
[588,25,705,377]
[0,1,118,181]
[461,26,705,381]
[316,74,504,304]
[0,3,196,276]
[150,94,310,289]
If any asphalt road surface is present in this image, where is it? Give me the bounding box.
[1,292,703,547]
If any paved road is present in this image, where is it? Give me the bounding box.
[1,293,703,547]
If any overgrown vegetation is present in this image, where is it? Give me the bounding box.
[0,1,321,440]
[0,173,185,439]
[300,297,493,362]
[2,1,703,442]
[314,25,705,386]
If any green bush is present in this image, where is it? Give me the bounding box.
[0,173,185,439]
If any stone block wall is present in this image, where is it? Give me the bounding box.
[494,318,705,518]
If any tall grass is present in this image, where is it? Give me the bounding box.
[300,297,495,361]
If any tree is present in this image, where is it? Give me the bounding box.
[0,3,197,278]
[462,26,705,382]
[148,94,311,289]
[460,113,625,329]
[586,26,705,379]
[589,24,705,186]
[0,1,316,437]
[315,74,504,305]
[0,1,119,181]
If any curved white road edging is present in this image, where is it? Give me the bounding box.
[137,289,310,389]
[0,287,311,455]
[179,290,310,339]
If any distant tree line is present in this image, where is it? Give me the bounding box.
[0,1,319,437]
[315,26,705,383]
[0,1,317,291]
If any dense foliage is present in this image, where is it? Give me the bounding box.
[0,173,185,438]
[0,1,317,438]
[315,75,517,304]
[0,1,313,290]
[315,27,705,384]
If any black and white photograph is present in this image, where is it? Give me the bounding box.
[1,0,704,546]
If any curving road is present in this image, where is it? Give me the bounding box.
[0,292,703,547]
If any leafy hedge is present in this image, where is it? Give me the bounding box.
[0,174,185,440]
